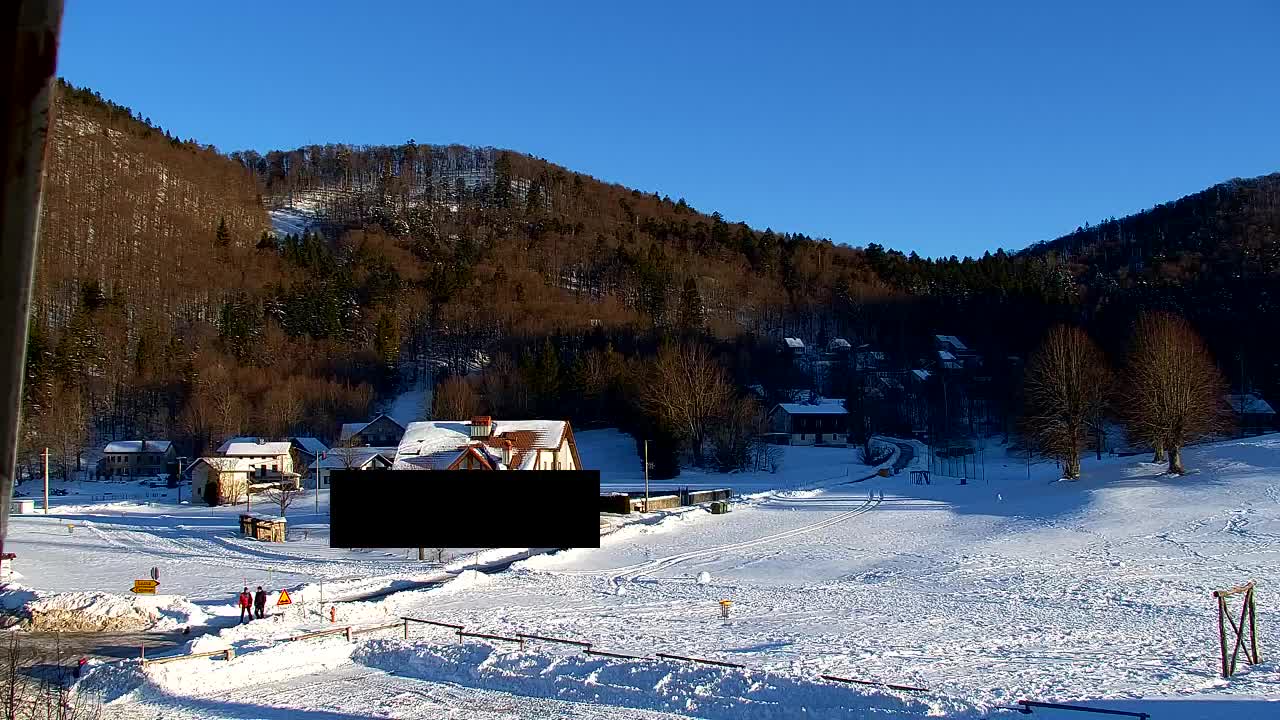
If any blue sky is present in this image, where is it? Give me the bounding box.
[57,1,1278,257]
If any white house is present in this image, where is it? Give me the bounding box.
[393,416,581,471]
[215,437,296,478]
[768,402,848,446]
[189,457,253,506]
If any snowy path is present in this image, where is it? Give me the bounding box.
[573,496,882,583]
[106,664,693,720]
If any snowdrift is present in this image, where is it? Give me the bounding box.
[1,586,206,632]
[354,640,980,719]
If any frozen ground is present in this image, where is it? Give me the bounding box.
[11,432,1280,718]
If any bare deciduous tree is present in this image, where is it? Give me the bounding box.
[41,384,89,481]
[263,480,301,519]
[261,382,303,438]
[1,630,103,719]
[1122,312,1229,474]
[712,396,765,472]
[432,376,481,419]
[641,342,732,467]
[1023,325,1112,479]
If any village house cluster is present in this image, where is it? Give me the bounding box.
[96,415,582,506]
[765,332,1276,459]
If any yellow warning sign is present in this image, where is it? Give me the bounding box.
[132,580,159,594]
[276,589,292,606]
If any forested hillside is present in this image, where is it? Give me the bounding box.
[18,81,1280,480]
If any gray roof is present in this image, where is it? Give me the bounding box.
[772,403,848,416]
[1225,394,1276,415]
[103,440,172,454]
[292,437,328,455]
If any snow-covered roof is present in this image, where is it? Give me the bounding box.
[189,456,258,473]
[396,419,569,470]
[103,440,172,454]
[310,448,395,470]
[216,438,294,457]
[875,376,904,391]
[827,338,851,351]
[393,447,499,471]
[772,403,848,416]
[783,337,805,349]
[912,369,931,381]
[292,437,328,455]
[1225,395,1276,415]
[937,350,957,361]
[337,414,407,445]
[935,334,968,351]
[337,423,365,445]
[818,397,846,406]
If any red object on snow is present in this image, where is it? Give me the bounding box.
[330,606,336,623]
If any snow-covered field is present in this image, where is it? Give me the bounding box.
[9,431,1280,718]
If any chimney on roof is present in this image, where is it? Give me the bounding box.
[469,416,493,439]
[499,439,514,467]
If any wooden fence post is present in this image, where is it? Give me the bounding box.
[1218,594,1229,677]
[1248,587,1260,663]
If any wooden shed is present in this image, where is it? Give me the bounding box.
[239,514,286,543]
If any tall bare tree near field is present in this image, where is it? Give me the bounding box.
[263,480,301,519]
[641,342,731,467]
[261,382,303,438]
[1023,325,1112,479]
[432,376,481,419]
[42,384,89,481]
[1122,312,1229,474]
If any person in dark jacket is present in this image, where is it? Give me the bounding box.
[238,587,253,623]
[254,586,268,619]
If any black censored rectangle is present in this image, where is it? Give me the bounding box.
[328,470,601,548]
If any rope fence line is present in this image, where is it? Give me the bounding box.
[656,652,745,669]
[138,622,1156,718]
[819,674,928,693]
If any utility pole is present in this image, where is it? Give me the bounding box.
[315,452,323,515]
[176,456,185,504]
[42,447,48,514]
[643,440,650,513]
[418,547,424,561]
[1,0,66,564]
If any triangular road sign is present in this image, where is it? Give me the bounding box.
[276,589,292,606]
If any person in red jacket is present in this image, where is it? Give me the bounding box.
[238,587,253,623]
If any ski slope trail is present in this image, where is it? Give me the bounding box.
[558,495,882,582]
